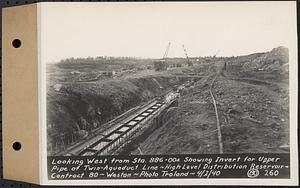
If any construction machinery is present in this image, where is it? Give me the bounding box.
[182,44,193,66]
[213,50,220,58]
[154,42,171,71]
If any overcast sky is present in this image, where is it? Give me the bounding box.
[40,2,296,63]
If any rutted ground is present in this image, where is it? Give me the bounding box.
[132,46,289,154]
[47,46,290,155]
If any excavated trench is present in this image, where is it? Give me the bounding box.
[116,101,180,155]
[47,75,192,154]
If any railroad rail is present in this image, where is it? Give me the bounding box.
[209,74,223,154]
[78,98,176,156]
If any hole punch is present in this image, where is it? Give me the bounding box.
[12,142,21,151]
[12,39,21,48]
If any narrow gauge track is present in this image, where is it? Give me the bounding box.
[209,74,223,154]
[200,63,225,154]
[78,101,167,156]
[191,71,224,154]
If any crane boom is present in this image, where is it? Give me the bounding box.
[182,44,193,66]
[163,42,171,59]
[154,42,170,71]
[213,50,220,57]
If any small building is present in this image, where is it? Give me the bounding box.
[153,60,167,71]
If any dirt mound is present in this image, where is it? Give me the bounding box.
[135,74,289,154]
[242,46,289,72]
[213,77,289,153]
[133,46,289,154]
[133,104,220,155]
[48,47,290,155]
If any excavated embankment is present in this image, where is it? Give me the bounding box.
[131,47,290,155]
[47,75,186,154]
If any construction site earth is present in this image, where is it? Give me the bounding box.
[47,46,290,156]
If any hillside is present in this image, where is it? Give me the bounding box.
[47,46,290,155]
[130,46,290,154]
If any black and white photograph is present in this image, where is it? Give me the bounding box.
[1,1,298,186]
[39,1,298,185]
[44,2,295,157]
